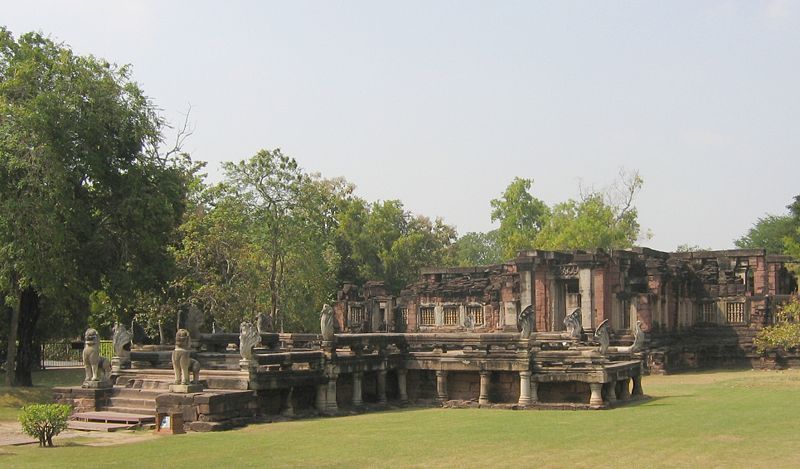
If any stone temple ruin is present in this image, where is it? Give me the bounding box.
[55,247,798,432]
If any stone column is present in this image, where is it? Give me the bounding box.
[589,382,604,407]
[352,372,363,406]
[632,375,643,397]
[605,381,617,404]
[397,369,408,403]
[518,371,532,406]
[530,381,539,404]
[377,370,388,403]
[436,370,449,402]
[619,379,631,400]
[325,375,338,412]
[579,268,594,329]
[315,383,327,411]
[478,371,490,405]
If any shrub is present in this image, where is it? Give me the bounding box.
[754,298,800,354]
[18,403,72,447]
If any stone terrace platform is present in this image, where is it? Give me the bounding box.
[56,331,645,431]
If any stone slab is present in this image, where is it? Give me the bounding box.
[169,384,204,393]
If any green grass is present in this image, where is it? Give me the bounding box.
[0,369,84,421]
[3,369,800,468]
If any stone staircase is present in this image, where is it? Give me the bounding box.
[68,383,165,432]
[69,410,155,432]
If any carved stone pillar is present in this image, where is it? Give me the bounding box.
[377,370,388,403]
[605,381,617,404]
[619,378,631,400]
[315,383,327,411]
[478,371,490,405]
[436,370,449,402]
[397,369,408,403]
[352,372,363,406]
[589,382,604,407]
[632,375,643,397]
[530,381,539,404]
[518,371,532,406]
[325,375,338,412]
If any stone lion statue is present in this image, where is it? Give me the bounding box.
[239,321,261,361]
[112,321,133,358]
[83,328,111,383]
[518,304,534,339]
[564,308,583,340]
[320,304,334,341]
[172,329,200,385]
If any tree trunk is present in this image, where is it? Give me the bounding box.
[158,321,165,345]
[14,286,40,387]
[4,296,20,386]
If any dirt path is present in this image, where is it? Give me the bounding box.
[0,421,158,447]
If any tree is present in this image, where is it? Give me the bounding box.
[335,199,456,292]
[219,149,346,331]
[534,192,640,250]
[736,195,800,262]
[490,178,549,259]
[0,30,188,385]
[735,215,795,253]
[451,230,503,266]
[490,171,644,255]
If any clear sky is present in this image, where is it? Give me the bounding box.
[4,1,799,251]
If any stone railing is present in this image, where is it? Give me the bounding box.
[255,350,325,371]
[278,333,322,350]
[401,333,528,354]
[197,332,280,353]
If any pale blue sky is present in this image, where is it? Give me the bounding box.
[5,1,799,251]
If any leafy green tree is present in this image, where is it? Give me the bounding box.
[490,178,549,259]
[18,403,71,447]
[335,199,456,292]
[0,29,188,385]
[534,192,640,250]
[754,298,800,353]
[735,215,796,253]
[451,230,503,266]
[490,172,644,255]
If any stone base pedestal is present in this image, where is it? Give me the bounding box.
[54,386,113,412]
[82,379,113,389]
[239,359,256,371]
[169,383,204,393]
[111,356,131,373]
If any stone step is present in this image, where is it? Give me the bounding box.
[100,406,156,416]
[71,411,155,425]
[108,397,156,409]
[68,420,136,432]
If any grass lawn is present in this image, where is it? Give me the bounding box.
[2,369,800,468]
[0,369,84,421]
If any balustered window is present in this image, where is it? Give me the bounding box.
[699,302,716,323]
[443,306,459,326]
[467,305,484,326]
[726,302,746,324]
[349,305,364,326]
[419,306,435,326]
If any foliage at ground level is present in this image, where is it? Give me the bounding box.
[2,369,800,467]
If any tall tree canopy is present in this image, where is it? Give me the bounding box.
[0,29,189,385]
[488,171,644,257]
[490,177,549,259]
[736,195,800,257]
[336,199,456,292]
